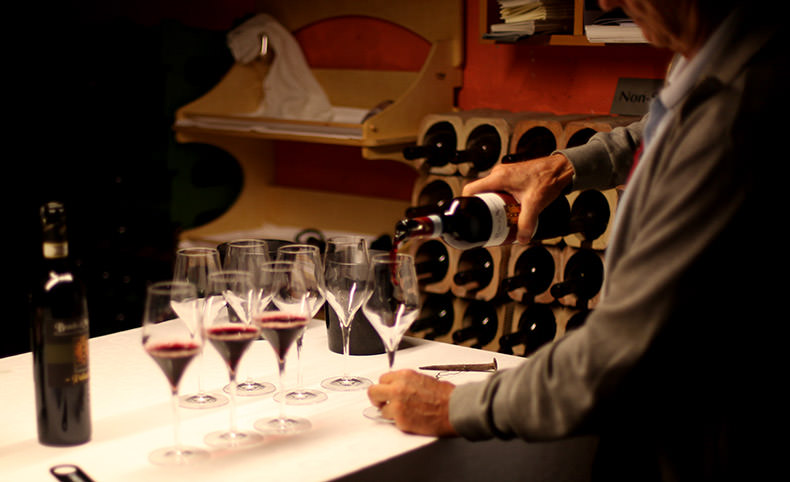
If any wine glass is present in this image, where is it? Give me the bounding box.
[253,261,312,434]
[142,280,210,465]
[222,239,269,272]
[173,247,229,409]
[203,270,265,448]
[320,236,373,391]
[273,244,328,405]
[362,253,421,421]
[220,239,276,396]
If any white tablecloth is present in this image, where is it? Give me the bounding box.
[0,320,525,481]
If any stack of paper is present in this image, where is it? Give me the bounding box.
[584,9,647,44]
[484,0,574,42]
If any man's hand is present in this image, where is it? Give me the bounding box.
[367,369,459,437]
[462,153,574,244]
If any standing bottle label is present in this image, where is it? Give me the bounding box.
[475,193,518,246]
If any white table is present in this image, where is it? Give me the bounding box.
[0,320,596,481]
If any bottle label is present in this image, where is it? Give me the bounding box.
[475,193,518,246]
[43,242,68,259]
[43,315,90,387]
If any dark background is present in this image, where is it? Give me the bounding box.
[6,2,250,357]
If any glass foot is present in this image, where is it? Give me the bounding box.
[204,429,264,449]
[226,380,276,397]
[148,446,210,466]
[273,388,328,405]
[253,416,311,435]
[363,405,395,423]
[179,391,229,409]
[320,375,372,392]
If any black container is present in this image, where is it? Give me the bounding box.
[325,248,386,355]
[325,304,385,355]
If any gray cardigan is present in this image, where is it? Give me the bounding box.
[448,8,785,480]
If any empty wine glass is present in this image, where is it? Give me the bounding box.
[173,247,229,409]
[203,270,264,448]
[273,244,327,405]
[362,253,421,421]
[220,239,275,396]
[321,237,373,391]
[222,239,269,272]
[142,280,209,465]
[253,261,312,434]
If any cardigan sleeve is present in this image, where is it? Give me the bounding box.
[558,116,646,192]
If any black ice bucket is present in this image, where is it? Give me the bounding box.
[324,304,385,355]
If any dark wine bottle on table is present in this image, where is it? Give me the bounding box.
[403,121,457,168]
[31,201,92,446]
[501,245,556,296]
[393,192,570,251]
[453,125,502,175]
[409,293,455,340]
[451,300,498,349]
[498,303,556,356]
[550,249,604,304]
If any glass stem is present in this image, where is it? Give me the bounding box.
[228,371,238,433]
[387,350,395,371]
[277,359,287,423]
[171,387,182,451]
[196,349,205,393]
[295,334,304,390]
[340,320,352,379]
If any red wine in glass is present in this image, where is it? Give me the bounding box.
[253,310,311,435]
[257,313,308,361]
[146,342,200,390]
[208,325,259,375]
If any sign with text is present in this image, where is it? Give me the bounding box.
[610,78,664,116]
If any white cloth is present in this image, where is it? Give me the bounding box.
[226,13,333,121]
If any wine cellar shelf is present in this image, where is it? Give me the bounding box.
[403,109,638,356]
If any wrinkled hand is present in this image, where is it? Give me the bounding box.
[462,153,574,244]
[367,369,459,437]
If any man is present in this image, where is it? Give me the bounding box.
[368,1,786,479]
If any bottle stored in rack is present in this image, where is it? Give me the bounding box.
[403,121,457,169]
[451,300,499,349]
[501,125,558,164]
[502,245,556,298]
[409,293,455,340]
[452,247,495,293]
[413,240,451,286]
[405,178,456,218]
[567,189,611,242]
[499,303,556,356]
[550,248,604,306]
[452,124,502,175]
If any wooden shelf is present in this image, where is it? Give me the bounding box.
[174,0,464,242]
[174,0,464,160]
[479,0,645,47]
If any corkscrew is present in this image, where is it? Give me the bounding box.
[50,464,94,482]
[418,358,498,372]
